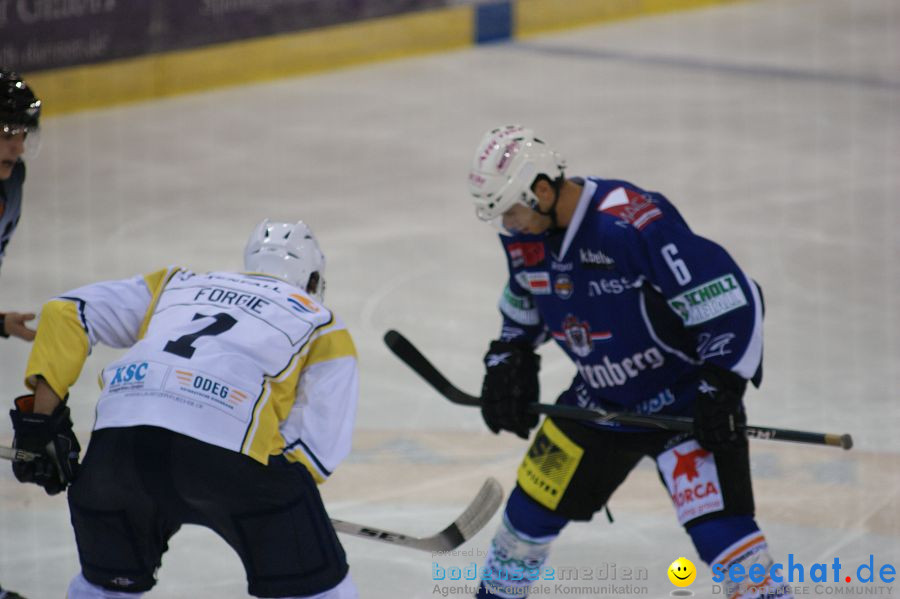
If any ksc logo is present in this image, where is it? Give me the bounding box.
[109,362,149,386]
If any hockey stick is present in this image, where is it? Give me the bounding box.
[331,477,503,552]
[384,330,853,450]
[0,445,36,462]
[0,444,504,551]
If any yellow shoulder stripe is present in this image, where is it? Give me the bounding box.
[24,300,90,398]
[303,327,357,369]
[138,267,181,339]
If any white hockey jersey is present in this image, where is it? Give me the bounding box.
[25,267,358,482]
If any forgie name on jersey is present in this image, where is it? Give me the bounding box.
[193,286,270,314]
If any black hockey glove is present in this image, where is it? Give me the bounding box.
[693,365,748,453]
[10,394,81,495]
[481,340,540,439]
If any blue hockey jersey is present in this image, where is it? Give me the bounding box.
[496,177,763,418]
[0,160,25,271]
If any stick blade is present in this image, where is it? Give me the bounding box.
[331,477,504,552]
[415,476,504,552]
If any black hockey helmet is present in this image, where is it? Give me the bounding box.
[0,69,41,131]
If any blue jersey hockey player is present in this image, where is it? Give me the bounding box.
[467,125,792,599]
[0,68,41,342]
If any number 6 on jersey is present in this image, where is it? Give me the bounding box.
[661,243,692,285]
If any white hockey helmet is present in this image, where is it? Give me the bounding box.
[468,125,566,222]
[243,219,326,301]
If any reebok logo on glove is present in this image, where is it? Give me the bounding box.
[485,353,512,368]
[698,379,718,394]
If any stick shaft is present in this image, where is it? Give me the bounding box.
[0,446,37,462]
[530,404,852,449]
[384,330,853,450]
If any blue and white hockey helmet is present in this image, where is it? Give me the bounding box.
[468,125,566,222]
[243,219,326,301]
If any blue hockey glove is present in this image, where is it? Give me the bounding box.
[481,340,540,439]
[693,365,748,452]
[10,394,81,495]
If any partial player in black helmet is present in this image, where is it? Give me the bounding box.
[0,64,39,599]
[0,69,41,130]
[0,68,40,342]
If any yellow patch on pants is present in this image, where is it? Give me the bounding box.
[517,419,584,510]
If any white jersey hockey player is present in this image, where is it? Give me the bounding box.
[10,219,358,598]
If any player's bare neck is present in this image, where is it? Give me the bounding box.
[554,179,583,229]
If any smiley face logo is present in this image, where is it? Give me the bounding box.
[668,557,696,587]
